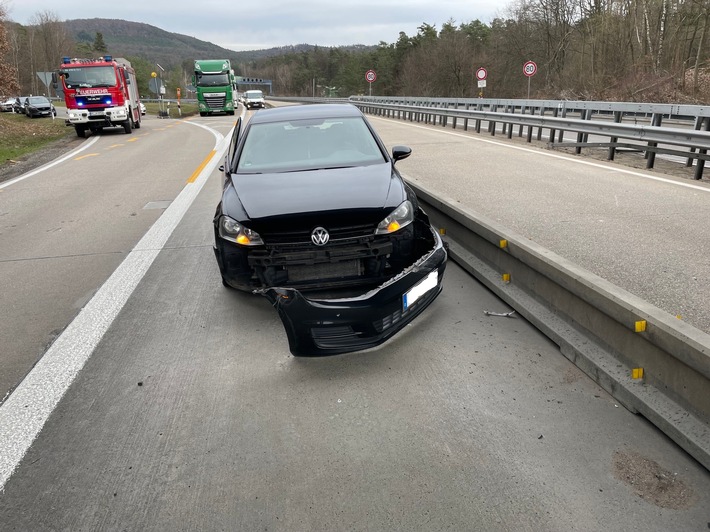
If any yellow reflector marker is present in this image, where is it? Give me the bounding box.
[236,235,250,245]
[632,368,644,379]
[502,273,511,283]
[439,227,446,235]
[388,221,400,232]
[500,239,508,249]
[634,320,647,333]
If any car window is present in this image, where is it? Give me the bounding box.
[236,116,386,174]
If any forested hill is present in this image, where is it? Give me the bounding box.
[64,18,362,68]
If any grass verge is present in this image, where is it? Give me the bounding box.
[0,111,73,165]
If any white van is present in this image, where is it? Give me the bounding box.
[243,90,265,110]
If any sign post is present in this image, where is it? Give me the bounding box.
[523,60,537,99]
[475,67,487,98]
[365,69,376,96]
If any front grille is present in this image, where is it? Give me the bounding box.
[288,261,361,281]
[204,94,226,109]
[262,223,376,246]
[247,239,392,268]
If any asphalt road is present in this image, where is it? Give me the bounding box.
[0,107,708,530]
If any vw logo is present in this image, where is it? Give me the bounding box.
[311,227,330,246]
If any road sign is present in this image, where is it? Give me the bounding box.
[148,78,164,94]
[365,70,377,83]
[523,61,537,77]
[477,80,487,88]
[475,67,487,81]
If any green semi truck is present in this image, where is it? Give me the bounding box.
[193,59,237,116]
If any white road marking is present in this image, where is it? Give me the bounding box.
[0,136,100,190]
[0,117,235,490]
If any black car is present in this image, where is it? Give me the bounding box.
[213,103,447,356]
[12,96,27,114]
[24,96,56,118]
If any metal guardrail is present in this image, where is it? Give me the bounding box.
[410,180,710,471]
[350,98,710,181]
[268,96,710,180]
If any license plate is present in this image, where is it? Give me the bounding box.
[403,271,438,311]
[89,111,104,116]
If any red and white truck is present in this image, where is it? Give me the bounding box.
[53,55,142,138]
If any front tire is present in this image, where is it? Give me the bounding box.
[75,125,87,138]
[123,119,132,134]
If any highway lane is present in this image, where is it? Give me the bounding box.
[371,116,710,336]
[0,113,230,401]
[0,107,708,530]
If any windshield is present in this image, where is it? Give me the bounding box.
[62,66,117,89]
[245,91,263,99]
[28,97,49,104]
[196,73,230,87]
[236,116,386,174]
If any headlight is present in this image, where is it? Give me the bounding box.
[375,200,414,235]
[219,215,264,246]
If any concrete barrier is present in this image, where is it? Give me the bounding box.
[408,179,710,470]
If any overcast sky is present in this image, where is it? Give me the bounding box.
[6,0,512,51]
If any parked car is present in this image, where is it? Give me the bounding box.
[140,102,146,115]
[23,96,56,118]
[213,103,447,356]
[12,96,27,114]
[1,97,16,112]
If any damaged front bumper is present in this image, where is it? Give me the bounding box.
[259,227,447,356]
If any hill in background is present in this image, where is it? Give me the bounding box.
[64,18,372,68]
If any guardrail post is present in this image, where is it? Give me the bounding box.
[575,109,592,154]
[646,113,662,169]
[688,117,708,180]
[536,105,544,141]
[608,111,623,161]
[489,104,497,136]
[558,104,567,143]
[475,103,483,133]
[549,107,559,143]
[518,104,526,137]
[693,117,709,180]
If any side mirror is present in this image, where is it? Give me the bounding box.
[392,146,412,164]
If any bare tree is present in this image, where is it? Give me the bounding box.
[28,10,73,95]
[0,2,20,95]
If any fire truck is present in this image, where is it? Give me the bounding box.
[53,56,142,138]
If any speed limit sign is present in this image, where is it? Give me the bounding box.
[365,69,377,83]
[523,61,537,77]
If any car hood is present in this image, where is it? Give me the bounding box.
[227,163,404,223]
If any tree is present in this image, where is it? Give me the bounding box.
[93,32,107,54]
[0,3,20,95]
[27,11,73,95]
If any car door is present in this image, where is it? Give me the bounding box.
[224,117,242,178]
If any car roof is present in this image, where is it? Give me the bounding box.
[247,103,363,125]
